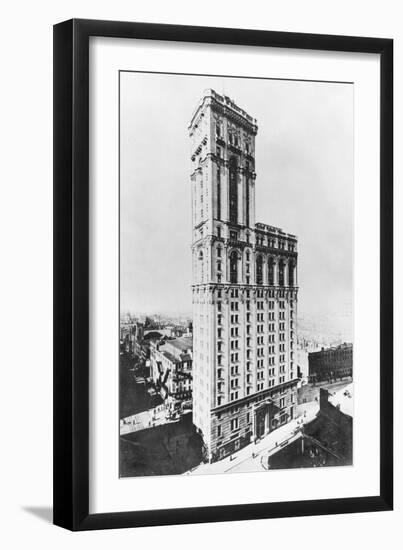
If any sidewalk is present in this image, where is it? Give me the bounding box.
[120,404,174,435]
[329,382,353,417]
[185,401,319,475]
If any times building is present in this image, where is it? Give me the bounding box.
[189,89,299,462]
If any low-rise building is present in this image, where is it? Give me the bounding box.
[133,322,145,358]
[150,336,193,409]
[308,343,353,383]
[120,321,136,355]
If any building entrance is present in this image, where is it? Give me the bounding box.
[255,402,271,439]
[255,409,266,438]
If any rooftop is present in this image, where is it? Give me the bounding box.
[162,350,178,364]
[143,331,164,341]
[189,88,258,130]
[255,222,297,240]
[168,336,193,351]
[309,342,353,356]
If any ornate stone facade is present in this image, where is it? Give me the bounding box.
[189,89,299,461]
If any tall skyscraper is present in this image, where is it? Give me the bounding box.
[189,89,299,462]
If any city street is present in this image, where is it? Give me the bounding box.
[119,353,162,418]
[186,400,319,475]
[120,406,191,435]
[119,358,352,477]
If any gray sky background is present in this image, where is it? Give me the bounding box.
[120,72,353,335]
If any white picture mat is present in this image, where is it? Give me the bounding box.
[89,36,380,514]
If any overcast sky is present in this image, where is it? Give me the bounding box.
[120,71,353,332]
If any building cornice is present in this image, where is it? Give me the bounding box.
[211,378,300,415]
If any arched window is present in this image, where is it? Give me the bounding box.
[230,250,238,283]
[278,260,285,287]
[256,256,263,285]
[288,262,294,287]
[229,157,238,223]
[268,258,274,285]
[215,119,222,138]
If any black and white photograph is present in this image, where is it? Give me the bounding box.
[119,72,354,477]
[0,0,396,542]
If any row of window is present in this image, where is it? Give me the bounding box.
[219,345,293,359]
[215,120,253,150]
[215,288,276,300]
[217,382,296,407]
[217,219,296,251]
[216,300,292,314]
[216,362,294,383]
[215,289,293,301]
[217,329,294,345]
[229,252,295,286]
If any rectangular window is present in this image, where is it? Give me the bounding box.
[231,418,239,431]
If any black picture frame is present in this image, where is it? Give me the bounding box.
[53,18,393,531]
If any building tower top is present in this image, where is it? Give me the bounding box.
[189,89,258,135]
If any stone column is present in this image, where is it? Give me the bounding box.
[238,166,244,226]
[250,175,256,227]
[273,258,278,286]
[222,159,229,224]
